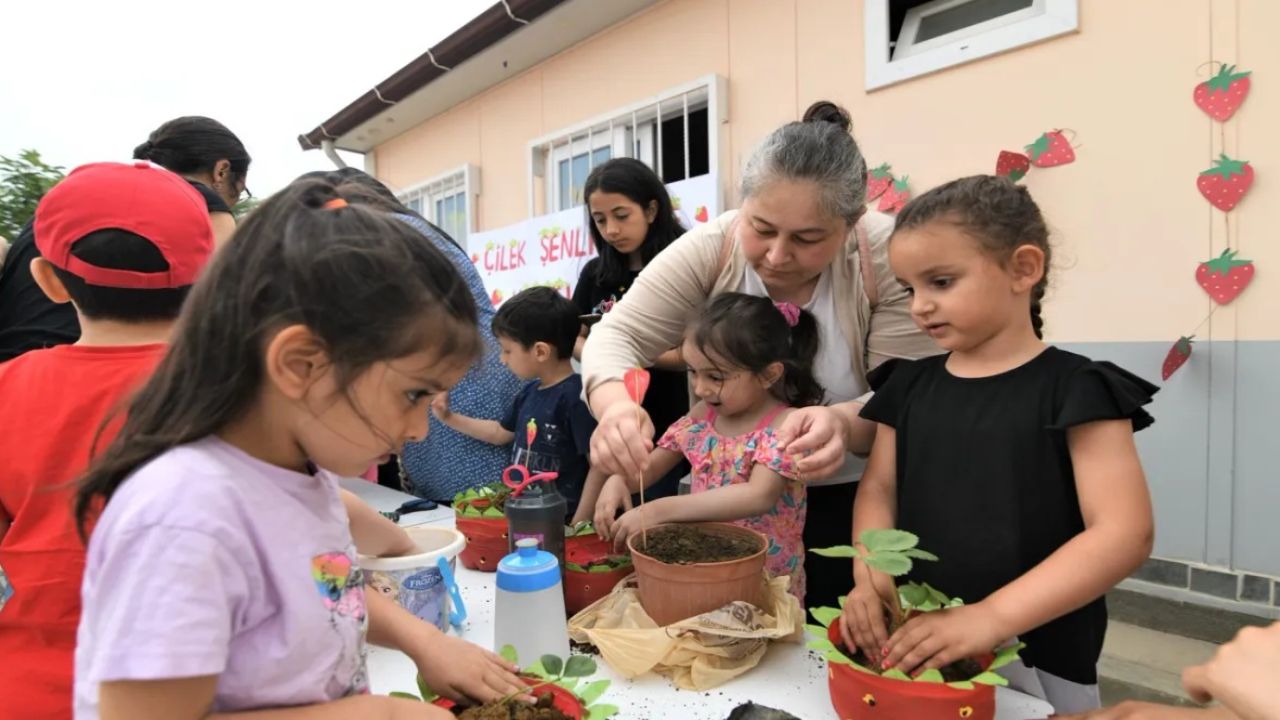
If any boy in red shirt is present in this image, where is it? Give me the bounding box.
[0,162,215,719]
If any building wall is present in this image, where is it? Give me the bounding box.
[373,0,1280,588]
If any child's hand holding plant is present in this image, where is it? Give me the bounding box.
[593,475,634,541]
[881,602,1011,676]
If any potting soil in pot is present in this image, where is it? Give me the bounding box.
[638,525,761,564]
[846,645,983,683]
[450,693,572,720]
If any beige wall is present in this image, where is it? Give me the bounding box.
[374,0,1277,342]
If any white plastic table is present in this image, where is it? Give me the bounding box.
[342,480,1056,720]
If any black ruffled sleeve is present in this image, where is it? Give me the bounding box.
[1051,361,1159,432]
[860,358,922,428]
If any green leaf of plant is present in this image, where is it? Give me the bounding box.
[578,679,611,706]
[389,691,421,700]
[810,545,858,558]
[882,668,912,681]
[901,548,939,561]
[499,644,519,665]
[863,553,912,576]
[916,669,944,683]
[859,528,919,552]
[947,680,976,690]
[898,583,930,608]
[540,655,564,677]
[525,659,548,678]
[586,703,620,720]
[970,671,1009,687]
[416,674,438,702]
[809,606,842,628]
[565,655,597,677]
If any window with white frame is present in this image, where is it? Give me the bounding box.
[396,164,479,244]
[529,76,723,215]
[865,0,1078,90]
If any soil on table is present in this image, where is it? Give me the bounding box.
[569,639,600,657]
[638,525,762,564]
[452,693,572,720]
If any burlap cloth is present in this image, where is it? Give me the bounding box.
[566,575,803,690]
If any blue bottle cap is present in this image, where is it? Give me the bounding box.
[496,538,561,592]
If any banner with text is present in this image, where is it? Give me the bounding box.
[466,174,719,308]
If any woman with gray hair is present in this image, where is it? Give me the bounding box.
[580,104,938,607]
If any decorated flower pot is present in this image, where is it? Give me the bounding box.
[431,675,585,718]
[453,485,511,572]
[628,522,768,626]
[564,529,632,616]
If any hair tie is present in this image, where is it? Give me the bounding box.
[322,197,348,210]
[774,301,801,328]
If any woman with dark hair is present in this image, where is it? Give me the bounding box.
[0,116,250,361]
[297,168,523,501]
[133,116,253,248]
[571,158,690,503]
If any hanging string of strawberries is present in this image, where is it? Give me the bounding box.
[993,129,1078,182]
[865,163,912,214]
[1161,63,1256,381]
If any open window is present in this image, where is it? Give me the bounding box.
[865,0,1079,90]
[397,164,479,244]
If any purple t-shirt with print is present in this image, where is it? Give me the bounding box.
[74,437,368,718]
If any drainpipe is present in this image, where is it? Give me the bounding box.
[321,140,347,169]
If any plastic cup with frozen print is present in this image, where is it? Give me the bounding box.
[359,525,466,632]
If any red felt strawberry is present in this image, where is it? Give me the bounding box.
[1193,64,1251,121]
[995,151,1031,182]
[1162,336,1193,381]
[1025,130,1075,168]
[1195,249,1255,305]
[490,289,503,307]
[866,163,894,201]
[694,206,709,223]
[1197,154,1254,211]
[623,367,651,404]
[877,177,910,213]
[470,253,479,264]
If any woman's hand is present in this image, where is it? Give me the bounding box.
[775,405,849,481]
[1181,622,1280,719]
[593,475,634,542]
[839,572,895,656]
[881,602,1011,676]
[410,633,527,705]
[589,399,654,479]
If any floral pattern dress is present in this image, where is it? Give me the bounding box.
[657,405,808,602]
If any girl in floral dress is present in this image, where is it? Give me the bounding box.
[590,292,824,602]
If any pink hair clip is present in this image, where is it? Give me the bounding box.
[774,301,801,328]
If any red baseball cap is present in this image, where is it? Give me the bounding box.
[34,161,215,289]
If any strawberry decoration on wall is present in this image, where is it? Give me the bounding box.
[866,163,895,201]
[1194,64,1252,121]
[877,177,911,213]
[1197,154,1253,211]
[1025,130,1076,168]
[995,151,1031,182]
[1196,249,1255,305]
[1162,337,1194,381]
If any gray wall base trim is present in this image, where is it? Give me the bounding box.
[1119,579,1280,620]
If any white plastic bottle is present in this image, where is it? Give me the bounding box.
[493,538,570,662]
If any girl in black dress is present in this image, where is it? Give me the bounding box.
[571,158,690,513]
[839,176,1157,714]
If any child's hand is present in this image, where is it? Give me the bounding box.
[411,633,528,705]
[881,602,1010,676]
[839,579,893,657]
[608,504,657,552]
[430,391,452,421]
[593,475,633,541]
[1182,622,1280,717]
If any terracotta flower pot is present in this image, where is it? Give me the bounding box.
[456,515,507,572]
[564,531,633,616]
[825,623,995,720]
[627,522,769,627]
[432,675,584,718]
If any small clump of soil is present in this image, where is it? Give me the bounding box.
[638,525,761,564]
[845,646,983,683]
[453,692,572,720]
[570,639,600,657]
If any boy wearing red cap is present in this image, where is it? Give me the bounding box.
[0,162,215,719]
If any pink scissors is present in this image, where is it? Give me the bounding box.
[502,464,558,496]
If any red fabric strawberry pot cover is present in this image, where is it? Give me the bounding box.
[825,623,994,720]
[456,514,508,572]
[564,532,633,616]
